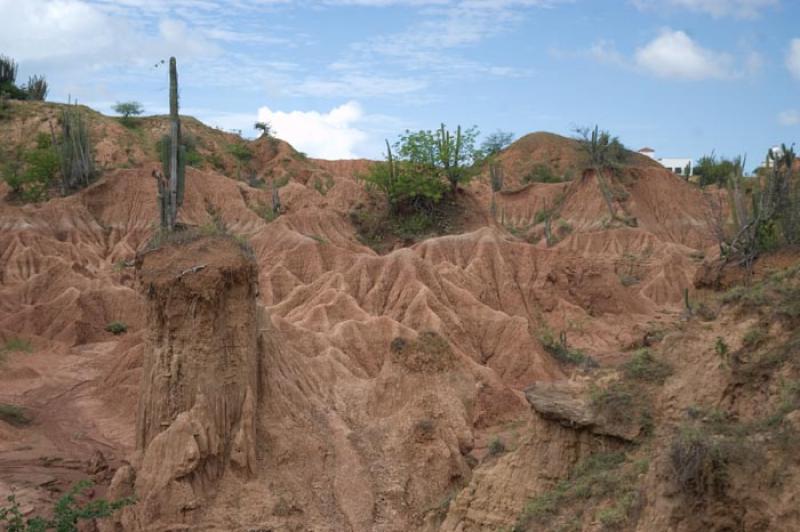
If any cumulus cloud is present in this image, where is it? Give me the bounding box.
[257,101,369,159]
[787,39,800,80]
[0,0,218,70]
[635,29,733,80]
[778,110,800,126]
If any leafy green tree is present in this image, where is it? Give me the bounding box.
[362,140,446,213]
[395,123,479,193]
[479,130,514,158]
[113,101,143,126]
[362,123,480,216]
[254,121,272,138]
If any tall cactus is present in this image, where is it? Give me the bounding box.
[489,161,504,218]
[436,123,463,193]
[158,57,185,231]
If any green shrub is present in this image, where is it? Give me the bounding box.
[742,326,767,349]
[1,138,59,201]
[539,330,596,367]
[694,153,736,187]
[0,404,30,426]
[574,126,628,171]
[488,437,506,456]
[622,349,672,384]
[524,164,561,184]
[227,142,253,162]
[516,452,641,531]
[668,425,730,497]
[0,479,134,531]
[105,321,128,335]
[591,384,635,425]
[715,337,729,361]
[206,152,225,171]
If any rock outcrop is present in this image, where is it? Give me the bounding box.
[110,235,261,529]
[525,380,640,441]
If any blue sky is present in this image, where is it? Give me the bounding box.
[1,0,798,165]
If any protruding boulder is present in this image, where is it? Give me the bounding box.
[525,380,640,442]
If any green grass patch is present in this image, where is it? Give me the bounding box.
[2,337,32,354]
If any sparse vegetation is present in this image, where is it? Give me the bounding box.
[2,133,59,201]
[538,329,596,367]
[709,146,800,271]
[0,55,48,102]
[0,480,134,531]
[0,404,30,426]
[622,348,672,384]
[714,337,729,362]
[105,321,128,335]
[488,437,506,456]
[668,423,743,499]
[1,337,32,364]
[523,164,562,184]
[742,325,767,349]
[515,452,644,531]
[694,152,737,188]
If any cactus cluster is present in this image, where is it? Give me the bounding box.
[436,123,463,192]
[157,57,186,231]
[58,101,94,193]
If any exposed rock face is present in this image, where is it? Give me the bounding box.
[111,235,261,528]
[525,380,640,442]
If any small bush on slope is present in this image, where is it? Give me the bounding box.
[0,404,30,426]
[0,480,133,531]
[514,452,646,531]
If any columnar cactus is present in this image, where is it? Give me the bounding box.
[158,57,186,231]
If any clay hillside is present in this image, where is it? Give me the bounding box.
[2,99,800,532]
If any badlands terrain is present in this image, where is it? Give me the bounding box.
[1,100,800,531]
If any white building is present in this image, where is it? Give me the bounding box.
[659,157,693,176]
[637,148,693,177]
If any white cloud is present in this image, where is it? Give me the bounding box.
[632,0,778,18]
[778,110,800,126]
[787,39,800,80]
[0,0,219,69]
[257,101,370,159]
[635,29,733,80]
